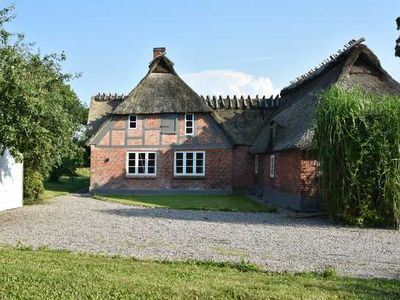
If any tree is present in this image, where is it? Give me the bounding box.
[396,17,400,57]
[0,6,85,202]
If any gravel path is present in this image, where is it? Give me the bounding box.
[0,194,399,279]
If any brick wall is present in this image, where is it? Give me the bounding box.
[90,147,233,191]
[300,155,319,197]
[96,113,228,147]
[262,149,302,195]
[260,149,320,209]
[232,146,256,191]
[90,113,235,192]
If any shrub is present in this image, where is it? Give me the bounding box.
[315,87,400,229]
[23,169,44,204]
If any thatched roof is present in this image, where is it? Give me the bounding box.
[87,94,125,135]
[207,95,295,145]
[112,55,211,115]
[251,39,400,153]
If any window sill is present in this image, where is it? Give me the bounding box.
[173,175,206,180]
[126,175,157,179]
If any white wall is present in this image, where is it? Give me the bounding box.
[0,149,23,211]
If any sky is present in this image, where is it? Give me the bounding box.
[3,0,400,105]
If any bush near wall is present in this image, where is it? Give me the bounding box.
[23,170,44,205]
[315,87,400,228]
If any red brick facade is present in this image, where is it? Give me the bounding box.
[90,112,319,200]
[90,147,233,191]
[262,150,302,195]
[259,149,319,209]
[232,146,256,191]
[90,113,237,192]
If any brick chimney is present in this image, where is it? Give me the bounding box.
[153,47,166,59]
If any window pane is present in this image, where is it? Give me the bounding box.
[176,166,183,174]
[128,161,136,169]
[186,153,193,159]
[176,153,183,160]
[148,159,155,167]
[129,115,137,129]
[186,127,193,134]
[196,153,203,160]
[128,153,136,160]
[176,159,183,167]
[196,166,203,174]
[148,167,155,174]
[186,166,193,173]
[128,167,135,174]
[138,154,146,174]
[196,159,203,167]
[148,153,155,160]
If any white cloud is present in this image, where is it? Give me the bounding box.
[182,70,279,97]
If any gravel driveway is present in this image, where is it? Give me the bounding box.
[0,194,399,279]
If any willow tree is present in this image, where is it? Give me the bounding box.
[0,6,85,203]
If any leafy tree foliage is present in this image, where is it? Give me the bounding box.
[0,6,86,202]
[396,17,400,57]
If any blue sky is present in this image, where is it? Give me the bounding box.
[4,0,400,105]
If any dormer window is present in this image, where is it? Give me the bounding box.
[185,113,194,135]
[129,115,137,129]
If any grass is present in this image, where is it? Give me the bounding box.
[0,246,399,299]
[94,194,276,212]
[41,168,90,200]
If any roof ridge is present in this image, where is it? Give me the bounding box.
[282,38,365,93]
[94,93,127,101]
[201,94,281,110]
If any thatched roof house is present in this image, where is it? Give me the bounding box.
[87,40,400,210]
[251,38,400,154]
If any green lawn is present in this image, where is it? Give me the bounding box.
[41,168,90,200]
[94,194,276,212]
[0,247,398,299]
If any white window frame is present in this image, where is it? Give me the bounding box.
[269,154,275,178]
[174,151,205,176]
[129,115,137,129]
[255,154,259,175]
[184,113,194,136]
[126,152,157,176]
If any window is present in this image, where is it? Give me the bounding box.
[255,154,259,175]
[174,151,205,176]
[129,115,137,129]
[126,152,156,176]
[185,113,194,135]
[269,154,275,178]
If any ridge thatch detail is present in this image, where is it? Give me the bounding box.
[201,95,280,110]
[112,55,211,115]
